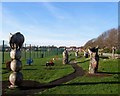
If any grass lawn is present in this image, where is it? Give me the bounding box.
[2,55,74,83]
[2,54,74,95]
[2,52,120,95]
[37,56,120,95]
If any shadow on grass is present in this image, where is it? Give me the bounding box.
[44,67,70,70]
[99,56,109,59]
[3,80,120,91]
[97,71,120,75]
[60,81,120,86]
[2,68,7,70]
[77,59,90,63]
[2,71,9,74]
[2,80,45,96]
[23,68,37,70]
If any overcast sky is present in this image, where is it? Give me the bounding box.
[0,1,118,47]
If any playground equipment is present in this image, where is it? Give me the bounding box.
[46,61,54,66]
[9,32,25,88]
[26,58,33,65]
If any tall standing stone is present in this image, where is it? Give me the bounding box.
[63,49,69,64]
[88,47,99,74]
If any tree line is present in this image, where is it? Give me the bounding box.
[84,28,119,53]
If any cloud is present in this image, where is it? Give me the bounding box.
[1,6,79,46]
[42,2,67,20]
[1,8,96,47]
[2,2,117,47]
[26,38,85,47]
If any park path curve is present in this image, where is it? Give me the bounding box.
[48,62,85,87]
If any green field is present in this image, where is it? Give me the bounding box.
[1,51,120,95]
[39,58,120,95]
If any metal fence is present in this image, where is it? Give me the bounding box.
[0,40,64,64]
[0,40,2,96]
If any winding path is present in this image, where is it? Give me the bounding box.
[47,62,85,87]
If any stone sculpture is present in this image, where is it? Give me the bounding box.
[88,47,99,74]
[9,32,24,88]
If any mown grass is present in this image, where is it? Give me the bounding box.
[2,54,74,83]
[2,51,120,95]
[2,54,74,95]
[37,56,120,95]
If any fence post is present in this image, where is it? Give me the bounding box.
[30,44,31,59]
[25,43,26,59]
[2,40,5,64]
[33,45,35,59]
[37,45,38,58]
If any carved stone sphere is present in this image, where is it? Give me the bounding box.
[9,72,23,86]
[10,60,22,72]
[10,49,21,60]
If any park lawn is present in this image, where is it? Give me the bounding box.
[37,58,120,95]
[2,51,120,95]
[2,54,74,95]
[39,76,119,94]
[2,55,74,83]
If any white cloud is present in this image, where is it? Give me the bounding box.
[1,7,81,46]
[1,10,96,47]
[26,38,85,47]
[2,2,116,47]
[42,2,67,20]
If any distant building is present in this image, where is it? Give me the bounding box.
[0,45,10,52]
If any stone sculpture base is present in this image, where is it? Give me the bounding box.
[8,85,18,89]
[63,58,68,64]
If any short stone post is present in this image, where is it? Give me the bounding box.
[9,32,24,88]
[112,46,116,59]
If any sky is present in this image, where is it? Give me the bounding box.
[0,1,118,47]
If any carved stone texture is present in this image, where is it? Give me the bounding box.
[10,49,21,60]
[10,59,22,72]
[62,49,69,64]
[9,72,23,86]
